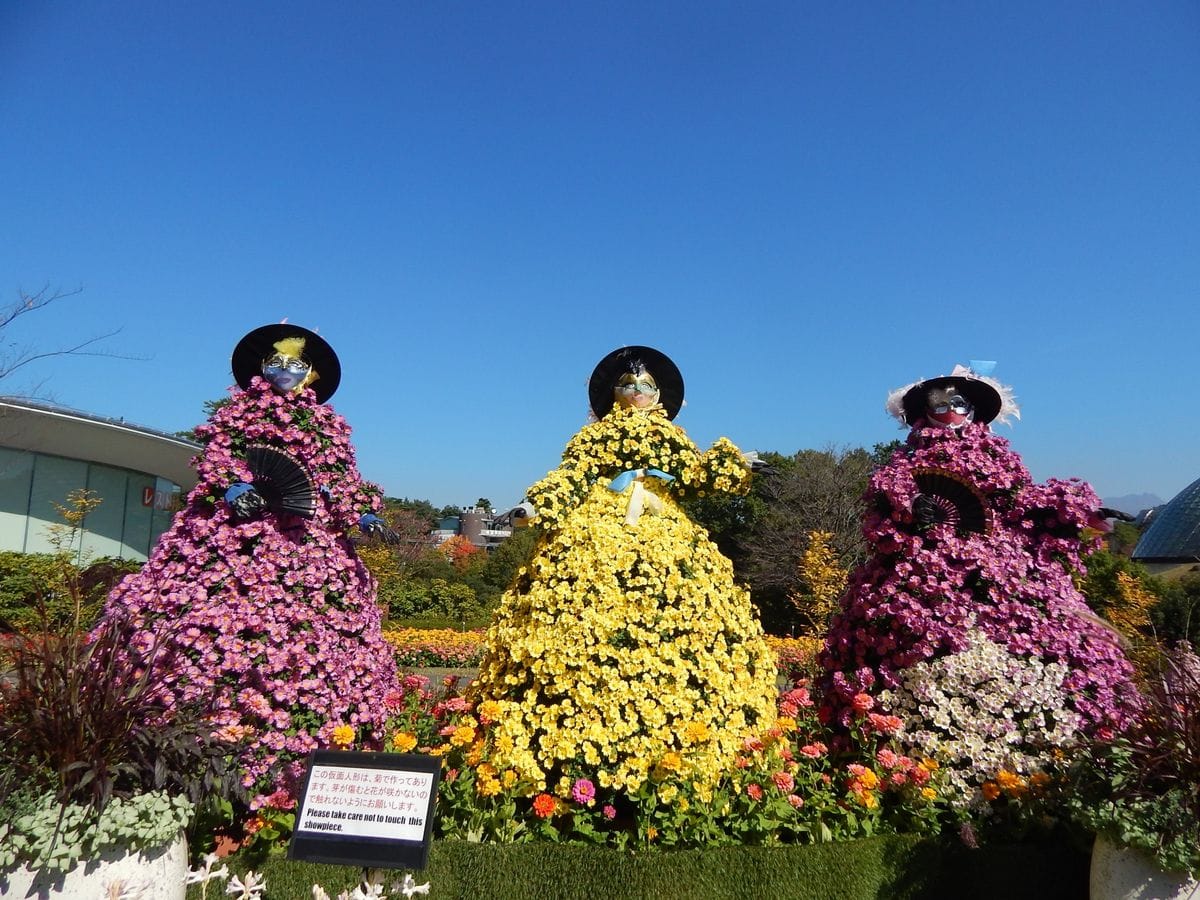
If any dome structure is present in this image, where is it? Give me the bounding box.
[1133,476,1200,565]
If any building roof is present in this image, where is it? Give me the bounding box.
[1133,475,1200,563]
[0,396,200,488]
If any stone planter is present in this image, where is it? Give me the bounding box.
[2,832,187,899]
[1091,834,1200,900]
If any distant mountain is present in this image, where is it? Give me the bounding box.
[1103,493,1164,517]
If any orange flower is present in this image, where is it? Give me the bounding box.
[532,792,557,819]
[981,781,1001,801]
[659,752,682,772]
[476,777,501,797]
[450,725,476,747]
[995,770,1026,796]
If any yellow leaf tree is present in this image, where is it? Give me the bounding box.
[788,530,847,634]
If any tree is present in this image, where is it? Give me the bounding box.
[0,286,130,388]
[384,497,442,527]
[788,530,848,634]
[738,446,873,632]
[438,534,484,572]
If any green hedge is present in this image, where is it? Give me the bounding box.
[189,834,1089,899]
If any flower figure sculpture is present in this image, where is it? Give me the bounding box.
[469,346,778,802]
[820,364,1139,806]
[100,324,397,808]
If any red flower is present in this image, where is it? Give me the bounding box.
[532,793,557,819]
[852,693,875,714]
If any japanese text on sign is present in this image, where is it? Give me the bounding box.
[295,764,434,842]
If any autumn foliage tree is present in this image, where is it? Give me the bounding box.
[788,530,848,634]
[439,534,483,572]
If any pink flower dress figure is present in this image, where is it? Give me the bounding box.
[820,364,1138,771]
[101,324,397,807]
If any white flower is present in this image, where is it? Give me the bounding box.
[187,859,231,885]
[105,877,151,900]
[227,870,267,899]
[399,873,431,898]
[312,886,332,900]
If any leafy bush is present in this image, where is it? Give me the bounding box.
[0,530,237,873]
[0,551,139,632]
[1065,643,1200,876]
[0,790,192,874]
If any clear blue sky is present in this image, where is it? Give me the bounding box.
[3,2,1197,510]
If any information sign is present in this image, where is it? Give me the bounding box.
[287,750,441,870]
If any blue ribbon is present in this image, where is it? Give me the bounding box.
[607,468,674,493]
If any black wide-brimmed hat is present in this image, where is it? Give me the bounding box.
[897,374,1002,427]
[588,345,684,420]
[231,324,341,404]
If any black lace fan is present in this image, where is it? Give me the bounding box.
[911,468,988,536]
[244,445,316,519]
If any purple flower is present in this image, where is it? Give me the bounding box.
[98,378,395,803]
[571,778,596,805]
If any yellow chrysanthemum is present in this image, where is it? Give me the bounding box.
[331,724,355,747]
[391,732,417,753]
[469,403,776,798]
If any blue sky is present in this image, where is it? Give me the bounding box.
[3,2,1197,510]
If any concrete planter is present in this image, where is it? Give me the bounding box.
[1091,834,1200,900]
[2,832,187,900]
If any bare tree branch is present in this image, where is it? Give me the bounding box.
[1,286,143,387]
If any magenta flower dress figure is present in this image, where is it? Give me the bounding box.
[101,324,397,808]
[820,364,1139,806]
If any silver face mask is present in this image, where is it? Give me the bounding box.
[925,388,974,429]
[262,353,312,394]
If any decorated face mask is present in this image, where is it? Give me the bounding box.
[614,368,660,410]
[262,352,312,393]
[924,386,974,429]
[261,335,318,395]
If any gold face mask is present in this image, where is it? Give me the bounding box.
[614,368,660,410]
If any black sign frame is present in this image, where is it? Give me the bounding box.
[287,750,441,870]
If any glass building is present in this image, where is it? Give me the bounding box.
[0,397,199,562]
[1132,475,1200,576]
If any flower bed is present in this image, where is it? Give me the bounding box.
[383,628,487,668]
[382,628,820,676]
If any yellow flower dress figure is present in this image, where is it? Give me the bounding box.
[472,346,778,801]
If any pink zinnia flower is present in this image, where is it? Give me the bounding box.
[772,771,795,793]
[799,742,827,758]
[602,804,617,821]
[746,783,763,801]
[571,778,596,805]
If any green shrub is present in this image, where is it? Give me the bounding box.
[0,552,139,632]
